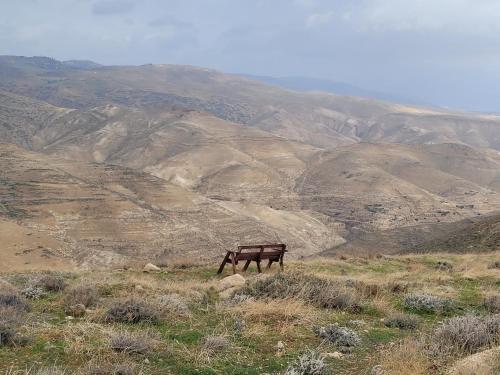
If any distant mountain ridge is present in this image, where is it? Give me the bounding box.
[240,74,431,107]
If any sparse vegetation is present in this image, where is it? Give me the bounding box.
[21,285,46,300]
[0,293,29,312]
[109,330,154,354]
[283,350,328,375]
[484,294,500,313]
[404,293,454,314]
[384,313,419,330]
[314,324,361,350]
[202,334,230,354]
[156,293,190,317]
[63,283,99,308]
[105,299,159,324]
[430,314,500,355]
[36,274,67,292]
[237,272,360,311]
[1,252,499,374]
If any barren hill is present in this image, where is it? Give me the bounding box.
[0,143,344,269]
[2,56,500,150]
[2,56,500,268]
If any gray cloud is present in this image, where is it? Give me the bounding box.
[1,0,500,112]
[92,0,135,15]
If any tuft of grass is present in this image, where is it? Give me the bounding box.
[314,323,360,351]
[0,293,30,312]
[283,350,328,375]
[384,313,419,330]
[484,294,500,313]
[431,314,500,356]
[403,293,453,314]
[63,283,99,308]
[36,275,67,292]
[156,293,190,317]
[109,330,154,354]
[377,337,429,375]
[105,299,159,324]
[202,334,230,354]
[237,272,360,311]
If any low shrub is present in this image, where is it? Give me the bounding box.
[63,284,99,308]
[430,314,500,355]
[105,299,159,324]
[386,281,409,294]
[109,331,153,354]
[435,261,453,271]
[487,261,500,269]
[202,335,230,353]
[314,324,360,351]
[384,313,419,330]
[0,323,14,347]
[236,272,360,311]
[0,293,29,312]
[283,350,328,375]
[484,294,500,313]
[83,361,138,375]
[234,317,246,332]
[403,293,453,314]
[156,293,190,317]
[33,366,67,375]
[21,285,46,300]
[36,274,67,292]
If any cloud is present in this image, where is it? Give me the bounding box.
[305,11,334,28]
[92,0,135,15]
[148,15,193,30]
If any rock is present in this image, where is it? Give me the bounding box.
[66,304,86,317]
[135,284,145,292]
[370,365,387,375]
[324,351,343,359]
[447,346,500,375]
[217,274,246,291]
[143,263,161,272]
[275,341,285,357]
[219,287,237,299]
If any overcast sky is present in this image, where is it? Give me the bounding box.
[1,0,500,112]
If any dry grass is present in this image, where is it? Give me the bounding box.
[229,299,317,326]
[377,337,430,375]
[2,251,500,374]
[63,283,99,309]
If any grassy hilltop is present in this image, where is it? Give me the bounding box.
[0,252,499,375]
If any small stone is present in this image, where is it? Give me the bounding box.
[218,274,246,291]
[143,358,150,364]
[371,365,387,375]
[143,263,161,272]
[324,351,343,359]
[135,284,145,292]
[276,341,285,357]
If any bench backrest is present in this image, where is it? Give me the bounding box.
[237,244,287,254]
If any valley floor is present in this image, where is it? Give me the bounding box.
[0,252,499,375]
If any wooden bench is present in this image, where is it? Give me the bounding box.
[217,244,287,274]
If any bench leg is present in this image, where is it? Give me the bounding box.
[266,260,273,269]
[231,252,237,274]
[242,260,251,272]
[217,252,230,274]
[256,260,262,273]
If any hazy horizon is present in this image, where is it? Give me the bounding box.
[2,0,500,112]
